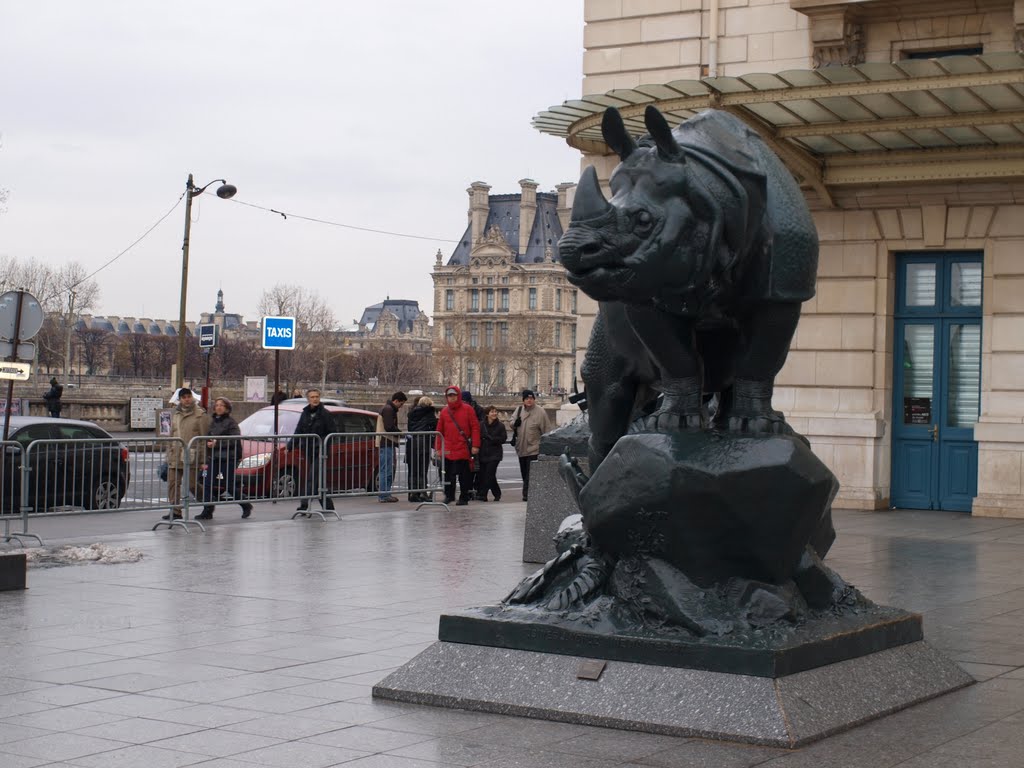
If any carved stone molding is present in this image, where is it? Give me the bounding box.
[806,8,865,67]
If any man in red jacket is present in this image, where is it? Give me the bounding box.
[434,384,480,506]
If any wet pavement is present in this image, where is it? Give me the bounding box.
[1,499,1024,767]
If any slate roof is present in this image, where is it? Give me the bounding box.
[447,191,563,266]
[358,299,422,334]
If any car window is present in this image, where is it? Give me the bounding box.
[238,409,300,436]
[13,425,54,448]
[339,414,375,434]
[55,425,102,440]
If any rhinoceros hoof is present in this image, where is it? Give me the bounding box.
[630,410,705,434]
[578,430,838,585]
[722,412,793,437]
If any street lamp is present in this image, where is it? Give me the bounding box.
[176,173,236,389]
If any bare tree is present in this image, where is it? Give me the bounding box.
[257,284,337,390]
[74,327,110,375]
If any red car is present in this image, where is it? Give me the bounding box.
[234,399,379,498]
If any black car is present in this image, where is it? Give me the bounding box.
[1,417,130,513]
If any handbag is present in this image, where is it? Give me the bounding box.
[449,415,476,472]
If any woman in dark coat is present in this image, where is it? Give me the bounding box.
[197,397,253,519]
[405,396,438,502]
[476,405,506,501]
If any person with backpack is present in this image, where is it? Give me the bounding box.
[435,385,480,506]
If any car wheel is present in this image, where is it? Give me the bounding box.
[274,470,299,498]
[365,468,380,493]
[87,478,122,510]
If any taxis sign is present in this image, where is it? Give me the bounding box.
[262,316,296,350]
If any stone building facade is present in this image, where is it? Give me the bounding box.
[534,0,1024,517]
[431,180,580,396]
[341,299,433,357]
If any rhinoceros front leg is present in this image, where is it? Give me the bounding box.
[725,301,801,435]
[624,305,705,432]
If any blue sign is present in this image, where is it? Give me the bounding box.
[197,323,218,349]
[262,316,296,350]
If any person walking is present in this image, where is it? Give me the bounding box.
[435,385,480,506]
[196,397,253,520]
[293,388,335,512]
[162,388,210,520]
[376,391,407,503]
[43,378,63,418]
[405,395,437,502]
[511,389,552,502]
[476,405,506,502]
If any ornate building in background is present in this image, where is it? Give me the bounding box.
[341,298,432,356]
[431,179,578,395]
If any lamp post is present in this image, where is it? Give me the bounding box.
[176,173,236,389]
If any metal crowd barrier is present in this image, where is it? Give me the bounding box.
[1,430,455,543]
[1,441,40,546]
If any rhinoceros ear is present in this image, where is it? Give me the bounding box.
[644,105,683,162]
[601,108,636,161]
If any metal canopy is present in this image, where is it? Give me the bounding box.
[533,53,1024,207]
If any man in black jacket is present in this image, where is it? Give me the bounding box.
[43,378,63,418]
[377,391,407,503]
[293,389,335,512]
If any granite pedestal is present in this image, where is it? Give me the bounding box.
[522,455,587,563]
[374,639,972,747]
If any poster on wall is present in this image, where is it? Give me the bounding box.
[158,409,173,437]
[245,376,267,403]
[903,397,932,425]
[0,398,28,416]
[130,397,165,430]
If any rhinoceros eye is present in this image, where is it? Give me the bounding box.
[634,210,653,233]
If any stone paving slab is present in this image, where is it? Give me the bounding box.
[0,500,1021,766]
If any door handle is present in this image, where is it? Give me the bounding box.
[929,424,938,442]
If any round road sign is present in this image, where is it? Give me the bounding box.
[0,291,44,341]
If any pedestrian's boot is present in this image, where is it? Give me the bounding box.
[161,509,183,521]
[195,506,214,520]
[240,503,253,519]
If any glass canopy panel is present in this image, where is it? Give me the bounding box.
[855,93,914,118]
[795,135,852,153]
[780,98,840,122]
[665,79,715,96]
[745,102,804,125]
[816,96,876,120]
[736,73,791,90]
[928,87,989,112]
[902,128,957,147]
[607,89,654,105]
[939,126,995,145]
[970,84,1024,110]
[831,133,886,151]
[776,69,830,87]
[889,91,953,116]
[855,62,906,81]
[865,131,921,150]
[815,67,872,84]
[976,125,1024,144]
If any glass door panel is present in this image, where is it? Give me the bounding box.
[902,325,934,425]
[946,324,981,428]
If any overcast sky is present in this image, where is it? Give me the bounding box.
[0,1,584,327]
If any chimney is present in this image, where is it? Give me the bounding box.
[468,181,491,247]
[556,182,575,231]
[518,178,538,256]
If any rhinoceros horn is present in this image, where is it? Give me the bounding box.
[645,105,684,162]
[602,107,636,161]
[571,165,611,222]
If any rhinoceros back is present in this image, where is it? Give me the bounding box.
[676,110,818,304]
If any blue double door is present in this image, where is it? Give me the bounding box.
[891,253,982,512]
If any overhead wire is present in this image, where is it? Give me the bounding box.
[227,198,460,243]
[56,189,459,303]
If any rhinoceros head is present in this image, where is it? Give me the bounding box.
[558,105,762,309]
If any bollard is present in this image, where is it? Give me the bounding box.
[0,553,27,591]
